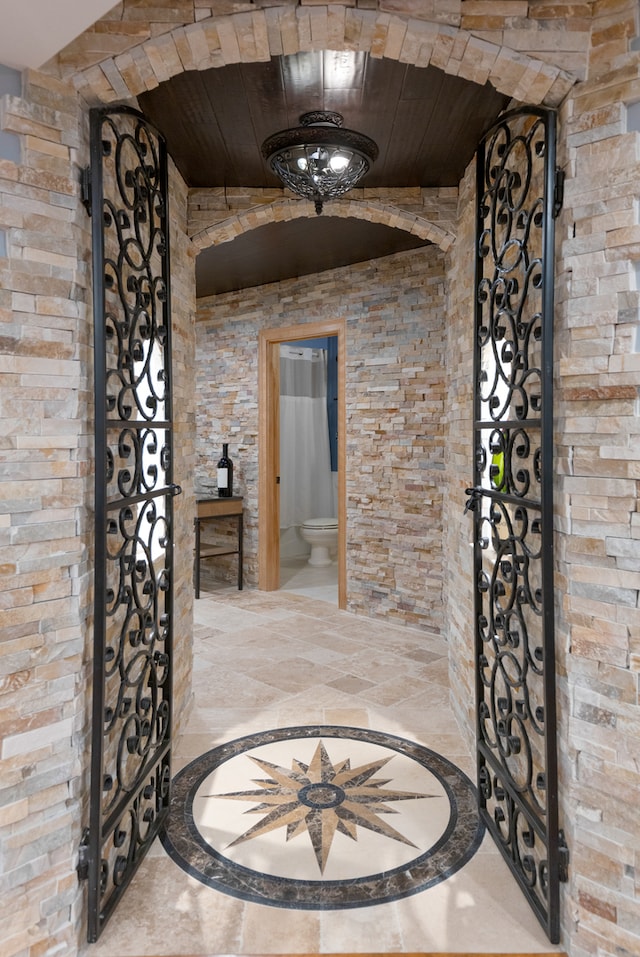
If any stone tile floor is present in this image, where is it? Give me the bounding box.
[83,575,563,956]
[279,556,339,604]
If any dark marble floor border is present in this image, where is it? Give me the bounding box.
[160,725,485,910]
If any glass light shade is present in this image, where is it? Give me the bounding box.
[261,111,378,214]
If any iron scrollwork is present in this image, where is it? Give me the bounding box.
[472,108,565,943]
[86,107,175,941]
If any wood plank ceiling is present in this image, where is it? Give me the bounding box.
[139,51,510,296]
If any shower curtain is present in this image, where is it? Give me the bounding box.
[279,345,335,531]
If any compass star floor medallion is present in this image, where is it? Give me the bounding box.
[161,725,484,909]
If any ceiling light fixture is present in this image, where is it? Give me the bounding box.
[261,111,378,215]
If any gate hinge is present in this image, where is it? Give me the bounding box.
[464,486,482,515]
[77,827,91,881]
[558,829,569,883]
[553,168,565,219]
[81,166,92,216]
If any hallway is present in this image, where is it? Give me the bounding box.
[84,585,562,956]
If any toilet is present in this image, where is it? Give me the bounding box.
[300,518,338,566]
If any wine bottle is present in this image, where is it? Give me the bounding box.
[217,443,233,498]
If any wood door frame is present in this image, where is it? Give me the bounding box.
[258,318,346,609]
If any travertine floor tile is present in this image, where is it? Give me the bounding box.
[82,581,562,956]
[320,902,403,952]
[241,903,321,953]
[397,848,563,953]
[87,859,244,957]
[323,707,371,727]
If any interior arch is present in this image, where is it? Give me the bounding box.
[191,197,455,257]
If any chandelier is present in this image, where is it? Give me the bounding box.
[261,111,378,215]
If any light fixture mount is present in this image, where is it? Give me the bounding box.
[261,110,378,215]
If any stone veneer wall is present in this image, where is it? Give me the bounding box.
[441,158,476,745]
[164,159,197,740]
[553,2,640,953]
[0,68,93,957]
[195,244,447,631]
[444,3,640,954]
[0,73,196,957]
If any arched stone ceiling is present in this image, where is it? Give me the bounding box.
[52,4,584,293]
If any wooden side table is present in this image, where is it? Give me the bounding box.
[194,496,243,598]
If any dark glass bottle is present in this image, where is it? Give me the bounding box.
[217,443,233,497]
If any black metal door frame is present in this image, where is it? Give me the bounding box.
[467,106,568,943]
[79,106,180,942]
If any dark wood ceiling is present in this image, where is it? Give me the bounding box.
[139,51,510,294]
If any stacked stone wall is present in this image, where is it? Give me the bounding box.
[0,69,92,957]
[441,157,477,747]
[554,1,640,951]
[195,244,447,632]
[166,164,198,735]
[0,75,196,957]
[443,6,640,952]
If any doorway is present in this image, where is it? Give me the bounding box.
[258,319,346,609]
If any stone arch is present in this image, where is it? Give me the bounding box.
[190,198,456,256]
[68,5,581,252]
[71,6,579,109]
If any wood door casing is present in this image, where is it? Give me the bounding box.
[258,319,346,609]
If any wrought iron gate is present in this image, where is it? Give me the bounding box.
[467,107,567,943]
[80,106,179,942]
